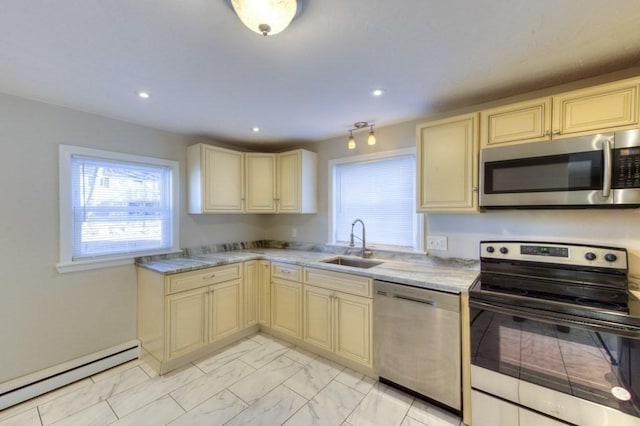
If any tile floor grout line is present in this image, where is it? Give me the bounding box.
[167,394,187,416]
[36,405,44,426]
[104,399,119,421]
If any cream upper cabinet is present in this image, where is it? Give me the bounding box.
[552,78,639,138]
[480,78,640,148]
[480,97,552,148]
[188,144,317,214]
[417,113,479,213]
[187,144,245,214]
[245,153,277,213]
[303,267,373,368]
[277,149,318,214]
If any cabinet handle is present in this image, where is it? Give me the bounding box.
[472,187,478,192]
[544,130,551,136]
[202,274,216,279]
[282,270,291,274]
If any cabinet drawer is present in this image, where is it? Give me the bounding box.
[271,262,302,282]
[167,263,242,294]
[303,267,372,298]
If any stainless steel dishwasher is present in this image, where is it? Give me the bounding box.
[374,279,461,411]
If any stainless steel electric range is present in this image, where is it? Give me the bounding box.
[469,241,640,426]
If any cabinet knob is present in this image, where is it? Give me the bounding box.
[202,274,216,279]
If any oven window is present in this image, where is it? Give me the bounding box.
[484,151,602,194]
[470,306,640,417]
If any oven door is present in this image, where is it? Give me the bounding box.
[480,133,613,207]
[470,299,640,424]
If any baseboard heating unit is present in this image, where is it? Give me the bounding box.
[0,340,139,411]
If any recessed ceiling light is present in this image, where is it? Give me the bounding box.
[251,127,260,132]
[138,91,150,99]
[371,89,385,97]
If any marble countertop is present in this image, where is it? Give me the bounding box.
[137,248,480,294]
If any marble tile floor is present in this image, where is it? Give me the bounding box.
[0,333,463,426]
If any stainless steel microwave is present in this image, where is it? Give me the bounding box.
[480,129,640,208]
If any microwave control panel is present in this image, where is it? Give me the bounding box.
[613,147,640,189]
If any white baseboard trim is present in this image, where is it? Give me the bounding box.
[0,340,139,410]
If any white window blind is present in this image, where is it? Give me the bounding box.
[70,155,173,260]
[333,153,418,250]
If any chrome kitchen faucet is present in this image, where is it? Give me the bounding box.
[349,218,372,258]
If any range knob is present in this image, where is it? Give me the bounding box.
[486,246,495,253]
[500,247,509,254]
[605,253,618,262]
[585,252,597,261]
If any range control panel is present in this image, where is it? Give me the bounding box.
[614,147,640,189]
[480,241,628,270]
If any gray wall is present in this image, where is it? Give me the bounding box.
[265,119,640,282]
[0,93,265,383]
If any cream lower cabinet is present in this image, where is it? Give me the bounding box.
[208,279,242,342]
[166,288,208,360]
[417,113,479,212]
[271,278,303,339]
[137,262,254,374]
[303,284,373,367]
[302,267,373,368]
[245,260,271,327]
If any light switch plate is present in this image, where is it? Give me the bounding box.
[427,236,448,251]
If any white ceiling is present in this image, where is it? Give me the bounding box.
[1,1,640,144]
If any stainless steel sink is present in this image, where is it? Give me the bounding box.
[320,256,383,269]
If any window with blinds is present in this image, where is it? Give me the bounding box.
[331,151,423,251]
[58,145,179,271]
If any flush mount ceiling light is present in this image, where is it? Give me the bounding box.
[231,0,301,36]
[138,91,150,99]
[347,121,376,150]
[371,89,385,97]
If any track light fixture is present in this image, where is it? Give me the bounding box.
[347,121,376,149]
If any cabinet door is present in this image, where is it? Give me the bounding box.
[166,288,208,360]
[552,79,639,137]
[417,113,479,212]
[202,145,244,213]
[245,153,277,213]
[480,97,552,147]
[257,261,271,327]
[243,261,258,327]
[277,150,301,213]
[303,285,334,352]
[271,278,302,339]
[334,292,372,367]
[209,279,242,342]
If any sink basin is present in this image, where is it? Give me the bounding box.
[320,256,383,269]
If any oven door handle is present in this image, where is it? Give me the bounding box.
[470,300,640,338]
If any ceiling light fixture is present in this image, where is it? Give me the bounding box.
[347,121,376,150]
[231,0,300,36]
[371,89,385,97]
[367,125,376,146]
[348,130,356,150]
[138,91,150,99]
[251,127,260,132]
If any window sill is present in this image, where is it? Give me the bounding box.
[56,249,182,273]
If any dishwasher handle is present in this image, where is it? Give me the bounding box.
[393,294,436,306]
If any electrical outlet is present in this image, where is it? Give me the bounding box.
[427,236,448,251]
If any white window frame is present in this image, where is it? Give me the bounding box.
[328,148,425,253]
[57,145,180,273]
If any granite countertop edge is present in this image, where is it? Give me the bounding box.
[136,249,480,294]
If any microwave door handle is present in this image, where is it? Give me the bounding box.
[602,139,612,198]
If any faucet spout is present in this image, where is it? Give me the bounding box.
[350,219,370,258]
